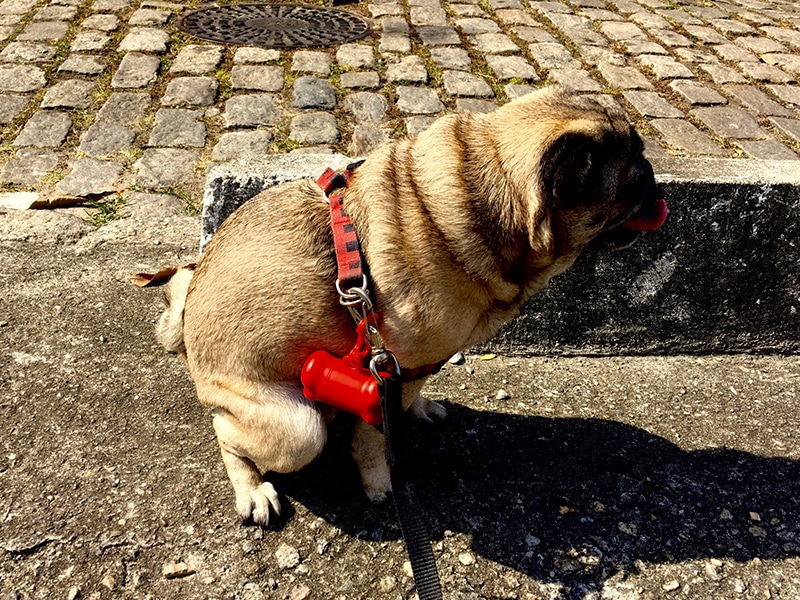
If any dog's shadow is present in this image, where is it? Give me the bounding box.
[277,402,800,587]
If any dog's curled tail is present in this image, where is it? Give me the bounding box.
[155,266,195,357]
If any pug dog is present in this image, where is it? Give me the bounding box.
[156,86,668,526]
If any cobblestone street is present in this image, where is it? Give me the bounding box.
[2,0,800,212]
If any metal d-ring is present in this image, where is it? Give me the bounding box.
[369,351,401,385]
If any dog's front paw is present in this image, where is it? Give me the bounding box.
[235,481,281,526]
[409,396,447,425]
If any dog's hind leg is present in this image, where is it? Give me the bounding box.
[197,380,327,526]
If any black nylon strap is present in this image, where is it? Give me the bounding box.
[380,374,443,600]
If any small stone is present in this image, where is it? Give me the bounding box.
[732,578,746,593]
[70,31,110,51]
[449,352,465,364]
[292,76,336,109]
[81,13,119,30]
[396,86,444,114]
[212,130,273,161]
[79,122,135,156]
[223,94,280,127]
[0,64,46,92]
[690,107,765,139]
[344,92,387,123]
[231,65,284,91]
[378,576,397,592]
[662,580,680,592]
[117,27,169,52]
[134,148,198,188]
[171,44,224,74]
[18,20,68,41]
[669,80,726,105]
[0,95,29,123]
[430,47,471,71]
[442,70,493,97]
[148,108,206,147]
[749,525,767,537]
[485,55,538,80]
[369,2,402,17]
[769,117,800,144]
[618,522,637,536]
[128,7,170,26]
[291,50,332,76]
[598,62,653,90]
[636,54,694,79]
[416,26,460,46]
[601,21,646,40]
[340,72,380,89]
[67,586,79,600]
[56,158,121,196]
[379,33,411,53]
[0,41,57,62]
[549,68,602,92]
[528,43,580,69]
[14,110,72,147]
[162,76,219,106]
[41,79,95,108]
[719,508,733,520]
[411,5,447,26]
[275,543,301,569]
[649,29,691,47]
[738,62,795,84]
[455,17,500,34]
[233,47,281,64]
[34,5,76,19]
[111,52,160,88]
[458,552,476,565]
[699,64,747,85]
[289,584,311,600]
[97,92,150,125]
[623,90,683,118]
[336,43,375,69]
[0,148,59,186]
[471,32,519,54]
[496,389,511,400]
[58,55,106,75]
[465,364,475,375]
[386,55,428,83]
[525,534,541,547]
[163,562,195,579]
[290,112,340,145]
[403,561,413,578]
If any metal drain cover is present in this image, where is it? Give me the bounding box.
[177,3,373,48]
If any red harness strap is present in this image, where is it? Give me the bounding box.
[317,161,365,291]
[316,164,447,383]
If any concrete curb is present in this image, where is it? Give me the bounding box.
[203,157,800,355]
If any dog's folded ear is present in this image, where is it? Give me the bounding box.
[542,132,606,209]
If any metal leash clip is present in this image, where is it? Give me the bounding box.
[336,276,385,355]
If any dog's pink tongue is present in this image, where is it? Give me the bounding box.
[623,198,669,231]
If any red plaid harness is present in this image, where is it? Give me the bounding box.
[316,162,447,384]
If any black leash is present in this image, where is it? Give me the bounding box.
[380,373,443,600]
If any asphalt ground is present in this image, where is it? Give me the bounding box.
[2,206,800,600]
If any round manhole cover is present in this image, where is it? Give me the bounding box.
[177,3,373,48]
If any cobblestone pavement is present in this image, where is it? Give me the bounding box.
[2,0,800,213]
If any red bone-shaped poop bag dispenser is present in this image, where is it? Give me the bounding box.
[301,321,386,426]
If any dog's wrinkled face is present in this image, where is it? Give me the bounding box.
[535,99,667,255]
